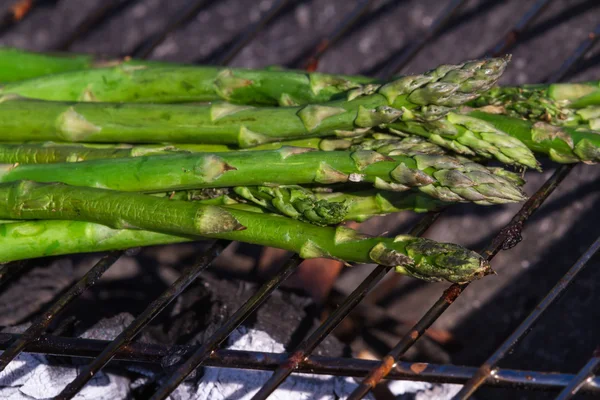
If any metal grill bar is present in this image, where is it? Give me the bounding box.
[0,260,29,290]
[454,235,600,399]
[482,0,554,57]
[129,0,212,58]
[249,212,441,400]
[208,0,291,66]
[1,333,600,394]
[346,21,600,398]
[347,166,576,399]
[150,255,302,400]
[54,239,228,400]
[291,0,372,71]
[451,23,600,399]
[555,348,600,400]
[375,0,469,78]
[0,250,123,371]
[0,0,36,33]
[546,23,600,82]
[54,0,137,51]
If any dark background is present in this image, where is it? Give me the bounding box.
[0,1,599,399]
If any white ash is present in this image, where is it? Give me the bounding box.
[389,380,465,400]
[1,317,460,400]
[0,353,129,400]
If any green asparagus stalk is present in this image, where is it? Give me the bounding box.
[0,147,526,204]
[0,219,191,263]
[466,110,600,163]
[0,185,444,226]
[0,62,375,105]
[470,82,600,129]
[387,111,541,170]
[0,134,446,164]
[0,180,490,283]
[0,138,331,164]
[230,185,446,225]
[0,48,95,83]
[0,57,508,146]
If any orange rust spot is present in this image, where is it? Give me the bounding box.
[442,284,462,304]
[305,58,319,72]
[409,362,428,374]
[282,350,306,370]
[363,356,395,388]
[11,0,32,21]
[409,330,419,340]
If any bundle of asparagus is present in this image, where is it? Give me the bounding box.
[0,47,592,284]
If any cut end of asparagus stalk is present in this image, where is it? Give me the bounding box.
[370,236,492,283]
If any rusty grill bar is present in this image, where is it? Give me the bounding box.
[1,332,600,394]
[0,1,598,399]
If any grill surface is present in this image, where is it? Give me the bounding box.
[0,1,599,399]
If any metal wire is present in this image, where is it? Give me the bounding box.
[375,0,469,78]
[450,24,600,399]
[547,23,600,82]
[150,254,302,400]
[347,166,576,399]
[482,0,554,57]
[291,0,372,71]
[0,251,124,372]
[0,260,29,290]
[54,239,228,400]
[208,0,292,66]
[1,332,600,394]
[129,0,213,58]
[53,0,137,51]
[249,212,441,400]
[555,348,600,400]
[346,19,600,398]
[454,235,600,399]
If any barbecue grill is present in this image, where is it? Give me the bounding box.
[0,0,599,399]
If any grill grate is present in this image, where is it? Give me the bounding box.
[0,1,598,399]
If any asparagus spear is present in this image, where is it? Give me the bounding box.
[470,82,600,129]
[0,184,443,226]
[0,180,490,283]
[0,48,94,83]
[467,110,600,164]
[0,219,190,263]
[0,134,446,164]
[0,139,329,164]
[0,62,375,105]
[231,185,446,225]
[0,57,508,146]
[387,111,540,170]
[0,48,167,82]
[0,147,526,204]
